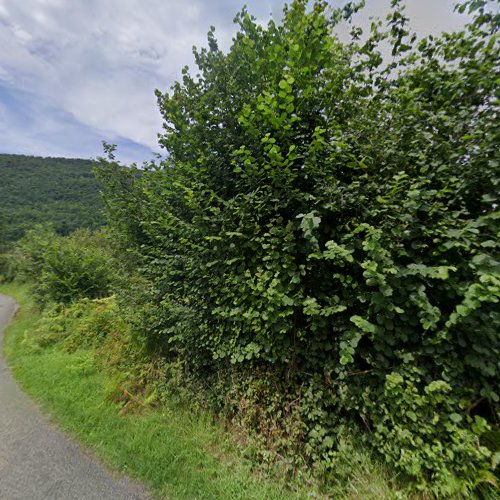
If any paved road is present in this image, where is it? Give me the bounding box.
[0,294,150,500]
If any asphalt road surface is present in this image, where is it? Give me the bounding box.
[0,294,150,500]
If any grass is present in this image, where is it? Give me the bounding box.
[0,282,403,499]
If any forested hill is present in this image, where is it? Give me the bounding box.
[0,154,105,244]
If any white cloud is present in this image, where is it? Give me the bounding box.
[0,0,258,155]
[0,0,473,161]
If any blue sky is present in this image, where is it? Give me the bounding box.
[0,0,470,164]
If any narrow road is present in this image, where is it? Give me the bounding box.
[0,295,150,500]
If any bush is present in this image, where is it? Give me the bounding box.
[37,231,115,304]
[0,252,16,283]
[9,225,56,282]
[11,227,118,304]
[96,0,499,495]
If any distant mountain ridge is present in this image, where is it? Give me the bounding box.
[0,154,105,245]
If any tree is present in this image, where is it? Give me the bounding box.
[97,1,500,494]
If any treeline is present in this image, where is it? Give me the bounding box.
[2,1,499,497]
[0,154,104,246]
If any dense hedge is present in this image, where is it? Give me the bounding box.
[96,1,499,495]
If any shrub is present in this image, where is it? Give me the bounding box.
[0,252,16,283]
[96,0,499,494]
[37,231,115,304]
[10,225,56,282]
[12,227,118,304]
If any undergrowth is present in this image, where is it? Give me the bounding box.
[1,283,408,499]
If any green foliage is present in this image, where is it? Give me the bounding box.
[29,295,163,406]
[2,285,327,500]
[368,370,493,496]
[11,227,118,304]
[0,154,105,246]
[38,233,115,304]
[0,211,7,252]
[95,0,500,495]
[33,296,119,349]
[0,252,15,283]
[8,225,57,282]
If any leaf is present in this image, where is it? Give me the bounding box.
[350,315,377,333]
[449,413,462,424]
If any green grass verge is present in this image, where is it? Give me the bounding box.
[0,283,402,499]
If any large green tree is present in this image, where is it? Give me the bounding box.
[97,1,499,494]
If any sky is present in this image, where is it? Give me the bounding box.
[0,0,472,164]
